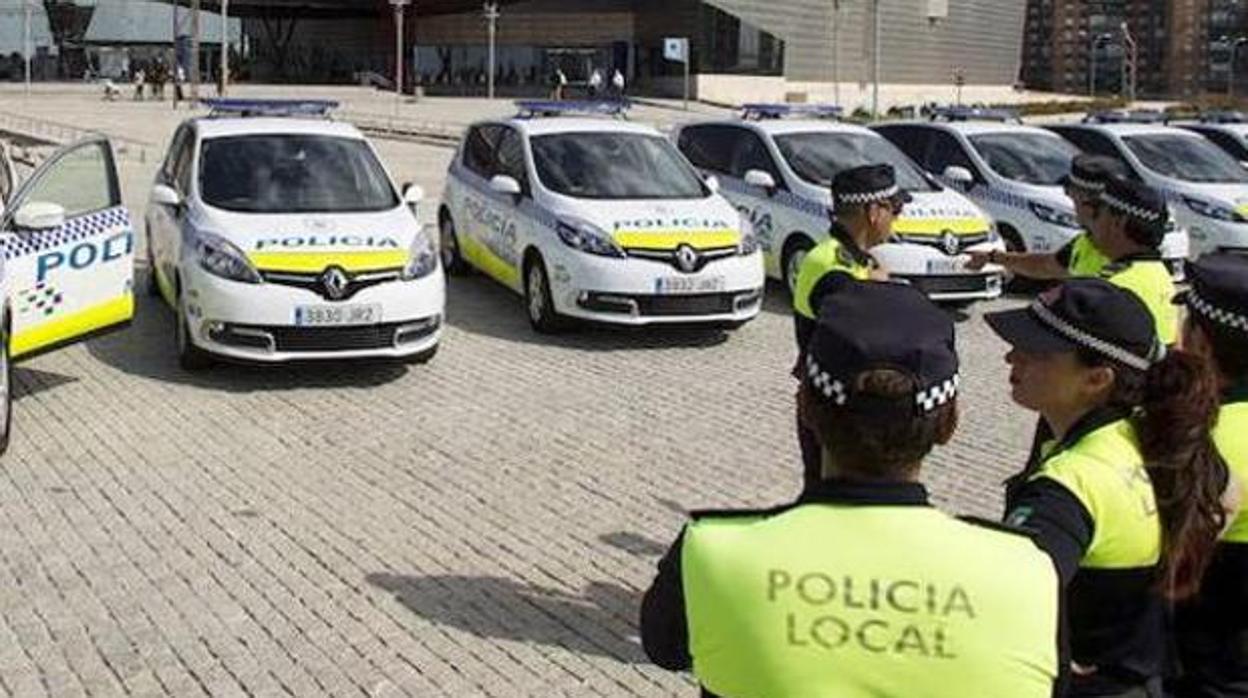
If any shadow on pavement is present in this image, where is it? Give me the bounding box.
[443,274,733,351]
[598,531,668,557]
[84,271,411,393]
[366,572,646,664]
[12,366,79,401]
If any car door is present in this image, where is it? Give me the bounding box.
[147,124,193,300]
[0,140,16,214]
[484,125,528,291]
[0,137,134,359]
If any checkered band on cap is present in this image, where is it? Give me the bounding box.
[1067,173,1105,192]
[837,184,900,206]
[1100,192,1164,223]
[806,355,959,413]
[1189,288,1248,333]
[1031,301,1153,371]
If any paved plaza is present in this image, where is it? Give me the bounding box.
[0,85,1036,697]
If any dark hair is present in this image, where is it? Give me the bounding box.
[1122,216,1164,250]
[1077,347,1228,599]
[799,369,957,480]
[1193,315,1248,381]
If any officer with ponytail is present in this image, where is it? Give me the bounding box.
[1171,253,1248,697]
[987,279,1229,697]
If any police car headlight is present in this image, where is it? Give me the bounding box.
[1028,202,1080,230]
[193,231,261,284]
[737,213,760,256]
[1184,196,1246,223]
[402,226,438,280]
[555,219,624,258]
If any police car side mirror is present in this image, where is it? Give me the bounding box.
[704,175,720,193]
[1240,161,1248,170]
[744,169,777,192]
[943,166,974,185]
[14,201,65,231]
[403,183,425,205]
[489,174,523,201]
[150,184,182,209]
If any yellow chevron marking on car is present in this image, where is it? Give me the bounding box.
[1236,203,1248,218]
[247,250,409,274]
[611,229,740,250]
[892,217,991,236]
[12,294,134,358]
[460,237,521,290]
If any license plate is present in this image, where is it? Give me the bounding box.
[293,304,381,326]
[926,257,965,274]
[655,275,725,294]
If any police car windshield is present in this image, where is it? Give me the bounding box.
[967,133,1079,185]
[772,132,935,191]
[530,132,708,200]
[199,134,399,213]
[1123,134,1248,183]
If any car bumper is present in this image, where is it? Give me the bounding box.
[873,240,1005,302]
[181,265,446,362]
[545,250,765,326]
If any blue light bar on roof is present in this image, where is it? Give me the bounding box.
[1200,110,1248,124]
[741,103,842,120]
[928,105,1018,122]
[514,99,631,118]
[1083,109,1167,124]
[200,98,340,117]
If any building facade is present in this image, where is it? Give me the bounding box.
[1022,0,1248,99]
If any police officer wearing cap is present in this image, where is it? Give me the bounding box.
[966,154,1121,279]
[792,164,908,491]
[643,280,1064,697]
[987,279,1229,697]
[1171,254,1248,697]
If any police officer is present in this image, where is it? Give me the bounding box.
[1171,254,1248,697]
[966,154,1121,279]
[642,281,1065,697]
[792,164,907,491]
[987,279,1228,697]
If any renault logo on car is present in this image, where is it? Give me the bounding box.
[940,230,960,256]
[674,244,700,273]
[321,266,350,300]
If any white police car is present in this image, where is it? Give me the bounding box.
[438,101,764,332]
[1048,113,1241,259]
[0,136,136,455]
[1175,111,1248,163]
[674,104,1004,302]
[875,108,1188,273]
[145,99,444,368]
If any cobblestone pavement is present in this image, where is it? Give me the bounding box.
[0,90,1036,697]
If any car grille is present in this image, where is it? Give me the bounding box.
[893,232,991,252]
[580,291,750,317]
[899,274,998,296]
[223,318,439,353]
[260,268,402,301]
[624,246,738,273]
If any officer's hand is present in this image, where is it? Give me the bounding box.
[964,250,992,271]
[868,267,889,282]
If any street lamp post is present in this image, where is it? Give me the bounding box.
[1089,33,1113,97]
[391,0,410,115]
[220,0,229,96]
[1121,21,1137,103]
[23,0,32,97]
[1225,36,1248,98]
[871,0,881,119]
[483,2,499,100]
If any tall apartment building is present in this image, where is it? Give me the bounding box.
[1022,0,1247,98]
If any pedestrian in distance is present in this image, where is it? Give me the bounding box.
[988,278,1232,698]
[641,279,1066,698]
[132,66,145,101]
[174,63,186,105]
[588,67,604,98]
[611,68,625,98]
[791,164,904,492]
[1169,253,1248,698]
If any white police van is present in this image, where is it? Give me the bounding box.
[0,135,136,455]
[875,107,1188,274]
[674,104,1004,302]
[1048,112,1241,258]
[145,99,445,368]
[438,100,764,332]
[1175,111,1248,164]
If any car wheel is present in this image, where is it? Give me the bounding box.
[0,312,12,456]
[524,256,564,334]
[782,236,814,296]
[175,286,211,371]
[439,214,469,276]
[403,344,438,365]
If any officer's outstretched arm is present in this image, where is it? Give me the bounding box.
[639,529,693,670]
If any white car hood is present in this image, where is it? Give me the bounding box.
[896,188,991,235]
[554,195,743,249]
[1163,181,1248,217]
[194,206,420,271]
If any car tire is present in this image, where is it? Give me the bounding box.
[524,256,565,334]
[439,213,469,276]
[403,344,438,365]
[782,235,815,296]
[0,311,12,456]
[175,286,211,371]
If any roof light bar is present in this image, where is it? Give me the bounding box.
[513,99,631,118]
[201,98,340,118]
[740,103,843,120]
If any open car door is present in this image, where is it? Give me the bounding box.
[0,140,16,214]
[0,137,135,455]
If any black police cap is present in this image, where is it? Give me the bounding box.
[1177,253,1248,336]
[986,278,1162,372]
[804,280,959,415]
[832,164,913,209]
[1100,175,1168,246]
[1060,154,1126,195]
